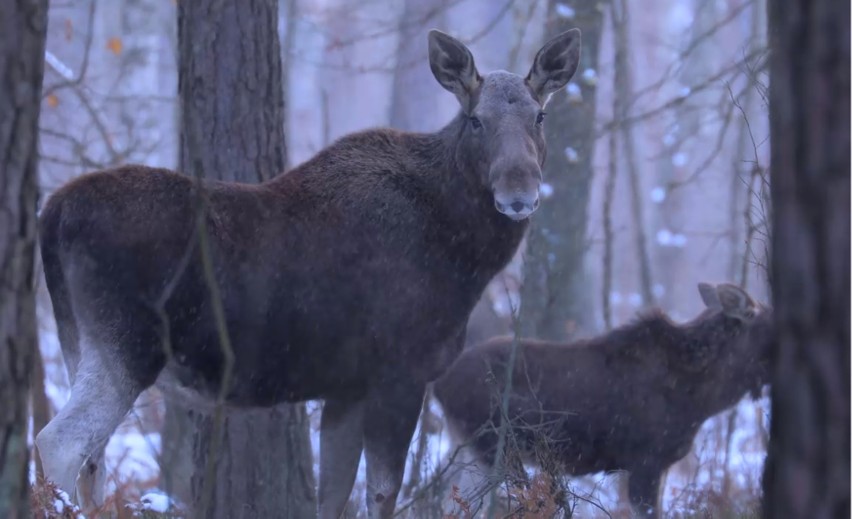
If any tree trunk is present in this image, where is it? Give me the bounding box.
[0,0,48,517]
[762,0,850,518]
[612,0,655,310]
[390,0,450,133]
[519,0,605,340]
[161,1,317,517]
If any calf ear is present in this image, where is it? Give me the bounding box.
[428,30,481,112]
[698,282,722,310]
[716,283,757,321]
[526,29,581,104]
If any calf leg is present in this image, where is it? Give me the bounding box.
[363,382,425,519]
[627,466,663,518]
[318,397,366,519]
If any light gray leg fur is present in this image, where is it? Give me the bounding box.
[317,398,365,519]
[36,346,142,514]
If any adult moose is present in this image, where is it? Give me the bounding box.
[434,282,773,518]
[35,29,582,518]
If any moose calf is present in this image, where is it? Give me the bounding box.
[434,282,773,518]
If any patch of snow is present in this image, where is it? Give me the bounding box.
[672,152,688,167]
[540,182,554,199]
[564,147,579,163]
[554,3,575,19]
[565,82,582,103]
[104,431,161,491]
[650,186,666,203]
[56,489,73,506]
[54,498,65,513]
[44,51,74,81]
[140,492,172,513]
[581,68,597,87]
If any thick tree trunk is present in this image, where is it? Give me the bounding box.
[762,0,850,518]
[0,0,48,517]
[161,1,317,517]
[519,0,604,339]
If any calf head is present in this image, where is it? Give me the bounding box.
[428,29,581,220]
[681,282,773,400]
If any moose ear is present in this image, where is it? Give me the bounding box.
[428,30,481,111]
[698,282,722,311]
[716,283,757,321]
[526,28,581,104]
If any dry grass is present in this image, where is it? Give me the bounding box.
[30,477,183,519]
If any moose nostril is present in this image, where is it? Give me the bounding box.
[533,198,540,209]
[511,201,526,213]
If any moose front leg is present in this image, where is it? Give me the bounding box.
[627,466,663,518]
[362,380,426,519]
[318,397,366,519]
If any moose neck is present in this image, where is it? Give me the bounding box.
[672,315,760,423]
[427,113,529,279]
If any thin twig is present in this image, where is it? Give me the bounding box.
[602,125,618,330]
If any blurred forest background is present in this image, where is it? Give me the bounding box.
[11,0,791,516]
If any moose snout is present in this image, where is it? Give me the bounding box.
[494,190,540,220]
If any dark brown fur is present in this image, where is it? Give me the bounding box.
[35,29,584,519]
[433,283,773,517]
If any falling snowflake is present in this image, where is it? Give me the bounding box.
[564,147,579,163]
[565,82,582,103]
[555,3,576,19]
[672,152,688,167]
[663,133,676,146]
[650,186,666,203]
[678,86,692,98]
[652,283,666,298]
[628,293,643,307]
[671,233,688,247]
[540,182,554,199]
[581,68,598,87]
[656,228,673,246]
[609,291,623,305]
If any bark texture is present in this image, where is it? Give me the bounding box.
[165,1,317,517]
[0,0,48,517]
[762,0,850,517]
[519,0,604,339]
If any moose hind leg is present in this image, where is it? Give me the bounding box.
[36,345,148,512]
[363,382,425,519]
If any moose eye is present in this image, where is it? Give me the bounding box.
[535,112,546,126]
[469,116,482,130]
